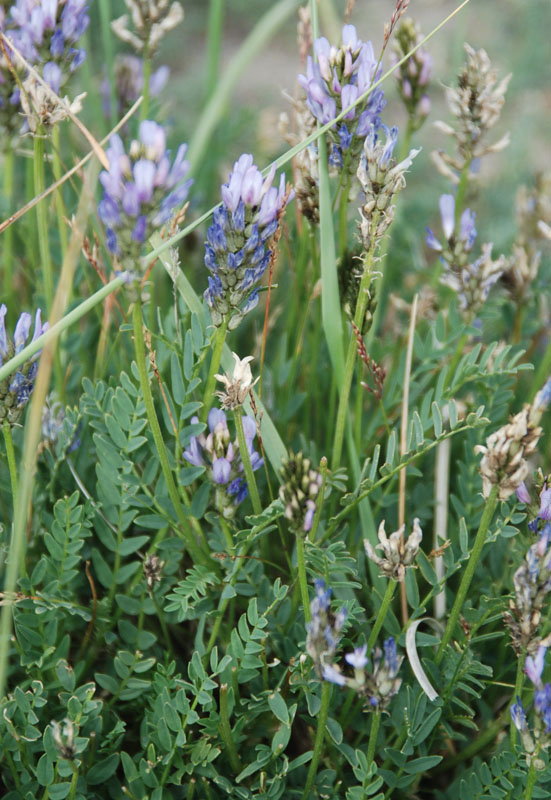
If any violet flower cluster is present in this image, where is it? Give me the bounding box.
[7,0,90,92]
[299,24,385,172]
[183,408,263,519]
[204,154,292,330]
[306,579,347,678]
[323,637,403,711]
[102,54,169,121]
[98,120,192,282]
[0,304,48,426]
[426,193,505,319]
[512,645,551,760]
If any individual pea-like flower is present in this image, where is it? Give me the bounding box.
[391,18,432,131]
[215,353,259,411]
[364,518,422,581]
[183,408,263,519]
[306,579,347,678]
[51,718,77,761]
[475,379,551,501]
[102,54,169,121]
[431,43,510,185]
[111,0,184,54]
[7,0,89,88]
[426,193,505,320]
[0,304,48,426]
[98,120,192,282]
[357,123,420,254]
[323,637,403,711]
[298,24,385,174]
[279,452,322,535]
[203,154,292,330]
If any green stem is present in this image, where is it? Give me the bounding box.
[67,768,79,800]
[303,681,331,800]
[511,652,526,747]
[218,683,242,773]
[51,127,68,261]
[454,158,472,224]
[233,406,262,515]
[331,232,378,470]
[3,146,14,300]
[141,48,151,121]
[525,759,538,800]
[3,421,18,510]
[367,580,396,653]
[296,537,310,623]
[206,0,225,99]
[132,301,207,566]
[201,321,228,422]
[34,133,53,312]
[99,0,117,127]
[367,710,381,766]
[435,485,499,665]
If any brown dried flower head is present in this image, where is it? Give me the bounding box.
[475,380,551,500]
[364,518,422,581]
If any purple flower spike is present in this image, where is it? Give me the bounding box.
[298,24,385,175]
[0,304,48,424]
[204,153,291,328]
[98,120,192,275]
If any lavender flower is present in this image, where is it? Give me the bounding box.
[426,193,505,320]
[7,0,89,87]
[0,304,48,425]
[306,579,347,678]
[510,697,527,732]
[203,154,292,329]
[98,120,192,280]
[299,24,385,173]
[183,407,263,519]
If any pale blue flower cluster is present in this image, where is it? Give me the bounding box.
[183,408,263,518]
[101,55,170,121]
[323,636,403,710]
[512,645,551,738]
[306,579,347,677]
[0,304,48,425]
[98,120,192,275]
[7,0,89,91]
[204,154,292,329]
[426,193,504,317]
[299,24,385,171]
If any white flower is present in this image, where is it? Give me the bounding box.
[215,353,258,409]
